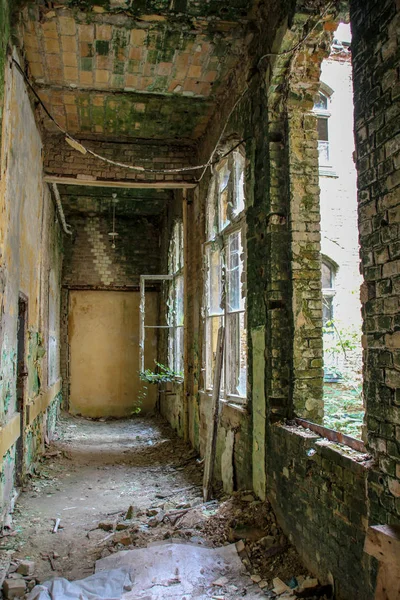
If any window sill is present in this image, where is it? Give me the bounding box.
[201,391,248,413]
[220,399,248,414]
[319,168,338,178]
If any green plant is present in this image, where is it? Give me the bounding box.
[139,361,183,385]
[322,321,360,358]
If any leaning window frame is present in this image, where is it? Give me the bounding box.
[204,152,247,405]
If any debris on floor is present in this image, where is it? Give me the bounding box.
[1,414,332,599]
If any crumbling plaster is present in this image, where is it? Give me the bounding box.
[0,51,63,521]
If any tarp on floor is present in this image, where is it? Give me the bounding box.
[27,541,266,599]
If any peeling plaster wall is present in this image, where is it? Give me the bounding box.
[0,53,63,522]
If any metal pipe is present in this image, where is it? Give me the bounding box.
[51,183,72,235]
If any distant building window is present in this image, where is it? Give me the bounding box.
[322,260,336,326]
[313,92,331,167]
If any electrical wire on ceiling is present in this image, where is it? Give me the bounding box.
[11,2,333,182]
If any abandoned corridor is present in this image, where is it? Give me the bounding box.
[0,0,399,599]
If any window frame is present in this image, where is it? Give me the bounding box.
[167,221,184,376]
[313,89,335,173]
[321,258,336,328]
[204,151,247,405]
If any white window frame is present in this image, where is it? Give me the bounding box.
[204,151,247,404]
[321,258,336,328]
[139,274,173,373]
[313,85,337,176]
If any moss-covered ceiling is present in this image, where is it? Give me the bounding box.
[16,0,252,140]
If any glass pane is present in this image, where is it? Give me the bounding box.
[206,179,216,241]
[168,221,183,274]
[322,295,334,326]
[322,262,333,289]
[176,275,184,326]
[227,231,244,311]
[318,140,330,164]
[207,246,223,315]
[168,329,174,371]
[218,161,230,231]
[234,152,245,215]
[175,326,184,374]
[317,117,328,141]
[226,311,247,397]
[206,316,224,390]
[314,92,328,110]
[167,283,175,369]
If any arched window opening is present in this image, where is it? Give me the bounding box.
[316,23,364,440]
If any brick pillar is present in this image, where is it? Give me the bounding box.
[287,105,324,422]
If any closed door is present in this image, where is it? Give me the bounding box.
[69,290,158,417]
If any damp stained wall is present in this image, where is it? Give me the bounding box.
[0,51,63,522]
[68,290,158,417]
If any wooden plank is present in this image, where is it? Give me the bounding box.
[295,417,366,453]
[44,176,197,189]
[0,413,21,462]
[364,525,400,564]
[26,379,62,426]
[365,525,400,600]
[203,326,225,502]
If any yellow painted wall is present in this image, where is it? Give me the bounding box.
[69,290,158,417]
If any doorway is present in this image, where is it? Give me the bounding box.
[68,290,158,418]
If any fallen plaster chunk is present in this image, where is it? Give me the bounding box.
[16,560,35,576]
[273,577,294,595]
[212,576,229,586]
[299,577,319,591]
[3,578,26,599]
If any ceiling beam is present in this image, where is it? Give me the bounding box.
[44,176,197,189]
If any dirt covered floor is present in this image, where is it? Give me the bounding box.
[1,414,331,599]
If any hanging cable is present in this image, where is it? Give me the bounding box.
[12,2,332,183]
[12,57,249,179]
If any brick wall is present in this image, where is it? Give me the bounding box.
[267,424,376,600]
[44,134,196,184]
[63,214,162,288]
[351,0,400,524]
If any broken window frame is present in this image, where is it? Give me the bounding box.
[139,274,173,373]
[167,221,184,376]
[204,152,247,404]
